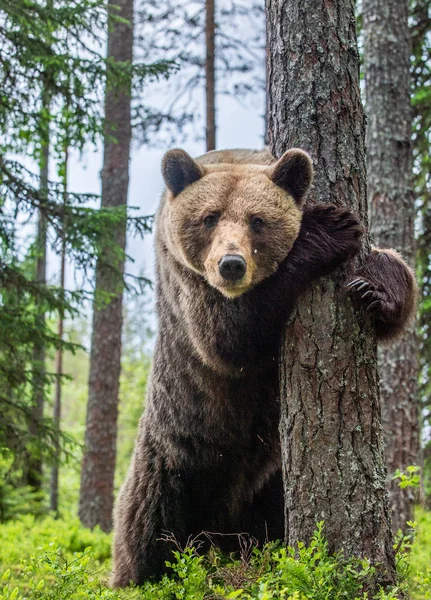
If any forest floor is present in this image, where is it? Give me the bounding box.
[1,348,429,598]
[0,505,430,599]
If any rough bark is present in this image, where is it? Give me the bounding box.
[78,0,133,532]
[363,0,420,533]
[205,0,216,151]
[266,0,396,587]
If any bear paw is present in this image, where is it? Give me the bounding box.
[305,204,364,259]
[346,277,398,323]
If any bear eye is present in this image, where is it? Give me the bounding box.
[203,214,219,229]
[251,217,264,231]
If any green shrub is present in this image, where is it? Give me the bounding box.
[0,449,46,523]
[0,514,111,568]
[3,516,430,600]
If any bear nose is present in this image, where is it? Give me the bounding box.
[219,254,246,282]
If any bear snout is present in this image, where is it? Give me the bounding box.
[218,254,247,282]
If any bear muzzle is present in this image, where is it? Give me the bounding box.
[218,254,247,282]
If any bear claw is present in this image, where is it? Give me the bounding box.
[346,278,367,290]
[346,278,391,318]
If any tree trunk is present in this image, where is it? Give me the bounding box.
[28,103,49,492]
[78,0,133,533]
[50,143,68,516]
[205,0,216,151]
[266,0,396,587]
[363,0,420,533]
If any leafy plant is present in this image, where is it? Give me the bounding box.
[3,515,430,599]
[392,466,422,489]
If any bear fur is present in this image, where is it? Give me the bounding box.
[112,148,417,587]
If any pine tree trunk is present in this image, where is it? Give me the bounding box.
[28,108,49,492]
[79,0,133,533]
[50,144,68,516]
[363,0,420,533]
[266,0,396,587]
[205,0,216,151]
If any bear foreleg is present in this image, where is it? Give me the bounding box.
[283,204,363,289]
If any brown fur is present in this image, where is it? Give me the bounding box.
[346,247,418,341]
[162,150,306,299]
[111,148,417,587]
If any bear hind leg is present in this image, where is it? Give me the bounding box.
[232,471,285,551]
[346,248,418,342]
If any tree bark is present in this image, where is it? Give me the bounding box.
[363,0,420,533]
[266,0,396,587]
[28,99,49,492]
[205,0,216,151]
[78,0,133,532]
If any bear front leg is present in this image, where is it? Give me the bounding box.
[346,248,418,341]
[283,204,363,289]
[111,441,189,587]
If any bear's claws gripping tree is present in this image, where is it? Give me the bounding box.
[111,148,417,588]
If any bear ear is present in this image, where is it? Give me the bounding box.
[162,149,204,198]
[269,149,314,204]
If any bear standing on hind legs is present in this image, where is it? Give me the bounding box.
[112,147,417,588]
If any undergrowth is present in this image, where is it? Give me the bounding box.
[1,512,430,599]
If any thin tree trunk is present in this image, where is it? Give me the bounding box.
[28,91,50,492]
[50,144,68,516]
[205,0,216,151]
[363,0,420,533]
[266,0,396,588]
[79,0,133,533]
[263,46,269,146]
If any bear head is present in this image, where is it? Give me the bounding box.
[161,148,313,298]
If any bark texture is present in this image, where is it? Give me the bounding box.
[266,0,396,586]
[364,0,420,533]
[205,0,216,151]
[79,0,133,532]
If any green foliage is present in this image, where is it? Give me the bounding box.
[392,465,422,489]
[409,508,431,599]
[0,0,173,160]
[413,0,431,465]
[0,0,167,506]
[0,449,45,523]
[203,523,401,600]
[1,515,431,600]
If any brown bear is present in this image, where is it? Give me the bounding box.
[111,148,417,587]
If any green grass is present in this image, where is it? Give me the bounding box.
[410,508,431,599]
[0,510,430,599]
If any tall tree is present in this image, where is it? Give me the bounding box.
[26,18,52,491]
[205,0,216,150]
[0,0,162,517]
[363,0,420,532]
[27,131,49,492]
[266,0,396,588]
[79,0,134,532]
[134,0,265,146]
[50,137,68,516]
